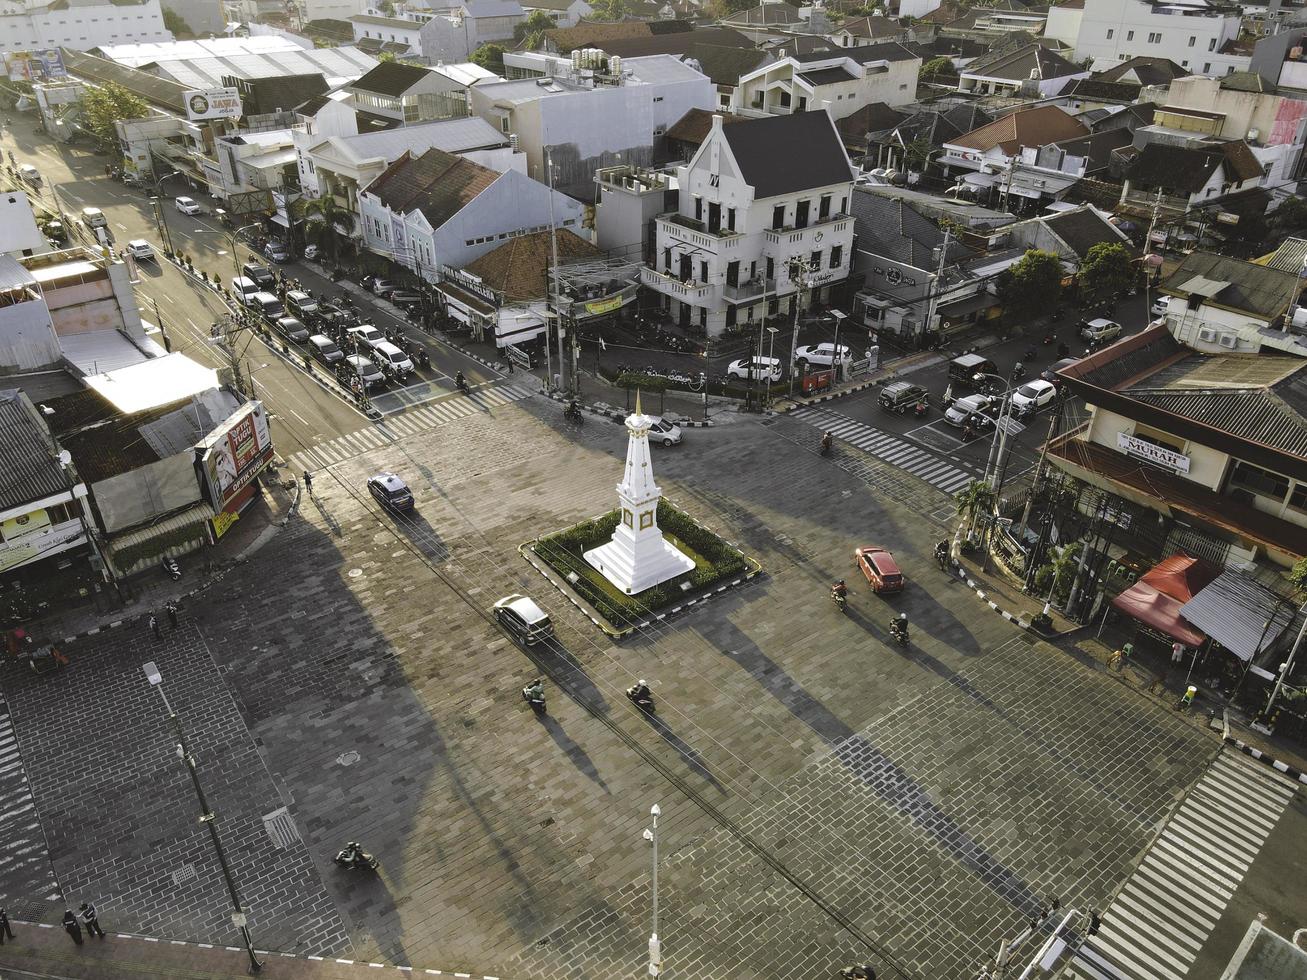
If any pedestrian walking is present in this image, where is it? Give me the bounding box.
[505,356,514,375]
[62,908,83,945]
[149,614,162,640]
[165,600,179,630]
[0,906,14,943]
[1171,641,1184,663]
[303,470,313,496]
[79,902,104,939]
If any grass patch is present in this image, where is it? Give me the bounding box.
[531,501,752,628]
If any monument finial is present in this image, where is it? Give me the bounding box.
[635,389,642,417]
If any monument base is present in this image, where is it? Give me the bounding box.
[584,538,695,595]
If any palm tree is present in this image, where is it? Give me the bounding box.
[955,479,995,540]
[293,194,356,264]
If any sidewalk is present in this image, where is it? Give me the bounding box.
[0,917,510,980]
[19,474,298,646]
[953,547,1307,780]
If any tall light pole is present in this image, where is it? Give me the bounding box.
[765,326,778,408]
[642,803,662,977]
[829,308,846,383]
[142,662,263,975]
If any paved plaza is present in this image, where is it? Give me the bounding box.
[0,394,1287,979]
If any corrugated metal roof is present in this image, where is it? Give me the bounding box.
[59,331,151,376]
[0,255,37,291]
[0,389,67,513]
[1180,571,1295,661]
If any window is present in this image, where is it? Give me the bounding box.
[694,197,702,220]
[830,245,842,268]
[653,96,663,102]
[727,207,735,231]
[765,256,774,280]
[1188,35,1196,47]
[1126,30,1134,40]
[772,204,785,229]
[1106,28,1114,38]
[1229,461,1290,501]
[1204,62,1211,72]
[1147,32,1161,43]
[819,194,831,219]
[795,199,810,228]
[1208,38,1216,51]
[810,250,821,270]
[699,260,707,283]
[1289,483,1307,513]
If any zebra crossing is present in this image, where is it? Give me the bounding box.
[289,383,534,472]
[0,695,58,902]
[1069,750,1298,980]
[790,406,978,495]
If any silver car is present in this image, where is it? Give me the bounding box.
[493,594,554,645]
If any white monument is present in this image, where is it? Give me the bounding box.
[585,394,695,594]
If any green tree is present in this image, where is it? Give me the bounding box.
[293,194,357,264]
[470,43,505,74]
[1077,241,1134,307]
[955,479,995,539]
[707,0,756,16]
[378,51,397,62]
[80,82,149,149]
[902,135,934,172]
[590,0,626,18]
[514,9,556,40]
[920,55,953,80]
[996,249,1063,324]
[1290,556,1307,594]
[162,9,192,35]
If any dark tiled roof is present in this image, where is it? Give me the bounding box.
[799,65,856,86]
[365,148,499,228]
[0,390,65,512]
[723,1,801,24]
[1094,56,1186,86]
[680,43,771,85]
[1124,142,1262,194]
[1127,373,1307,458]
[792,40,919,64]
[350,61,432,97]
[665,107,750,144]
[963,42,1082,81]
[764,35,835,59]
[295,93,333,116]
[1064,78,1140,104]
[838,15,908,38]
[835,101,911,143]
[544,20,654,53]
[598,27,753,57]
[1041,206,1131,260]
[850,189,975,268]
[1051,128,1132,171]
[463,229,601,301]
[1162,252,1299,321]
[1221,71,1273,93]
[721,111,853,197]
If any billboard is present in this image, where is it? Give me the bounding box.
[6,49,67,82]
[199,401,274,510]
[183,87,243,121]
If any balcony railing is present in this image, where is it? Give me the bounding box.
[641,266,713,301]
[765,214,851,245]
[657,213,740,249]
[723,277,776,302]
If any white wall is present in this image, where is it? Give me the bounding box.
[898,0,941,17]
[0,0,171,54]
[1045,4,1083,45]
[1075,0,1242,75]
[0,192,54,258]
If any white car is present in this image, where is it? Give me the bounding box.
[175,196,201,215]
[726,356,782,382]
[125,239,155,261]
[647,416,682,446]
[373,340,414,378]
[346,324,386,351]
[1011,379,1056,412]
[17,164,40,184]
[1150,296,1170,317]
[793,343,852,368]
[945,392,993,427]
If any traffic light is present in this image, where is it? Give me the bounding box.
[1088,911,1102,937]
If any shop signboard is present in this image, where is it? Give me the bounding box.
[199,401,274,511]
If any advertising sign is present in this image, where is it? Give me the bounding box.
[200,402,274,510]
[1117,432,1190,474]
[0,514,85,574]
[6,50,67,81]
[183,87,243,121]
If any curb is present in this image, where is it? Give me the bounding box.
[948,559,1068,640]
[14,920,511,980]
[772,377,882,414]
[1222,735,1307,787]
[540,389,714,428]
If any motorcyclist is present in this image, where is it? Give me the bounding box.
[820,431,833,454]
[523,678,545,703]
[962,422,975,442]
[567,398,580,417]
[627,679,652,704]
[890,612,909,640]
[934,540,949,566]
[831,579,848,600]
[455,370,467,390]
[1014,360,1025,377]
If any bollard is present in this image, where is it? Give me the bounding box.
[1179,685,1196,710]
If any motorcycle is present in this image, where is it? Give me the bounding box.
[161,555,181,581]
[889,618,909,646]
[935,542,950,571]
[416,348,430,370]
[913,400,928,419]
[522,681,546,714]
[820,434,833,457]
[564,403,585,425]
[334,842,379,872]
[455,373,470,395]
[831,587,848,613]
[626,683,655,713]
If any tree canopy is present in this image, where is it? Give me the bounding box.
[1077,242,1134,306]
[80,83,149,148]
[514,9,556,40]
[920,56,954,79]
[590,0,626,18]
[470,43,505,74]
[997,249,1063,324]
[162,9,192,36]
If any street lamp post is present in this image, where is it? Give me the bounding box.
[142,662,263,975]
[829,309,846,383]
[765,326,778,408]
[642,803,662,977]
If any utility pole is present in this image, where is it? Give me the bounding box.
[544,146,561,392]
[922,228,951,349]
[786,255,807,398]
[1017,391,1065,534]
[642,804,662,977]
[1263,607,1307,720]
[999,159,1017,214]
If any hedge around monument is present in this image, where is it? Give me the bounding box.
[532,501,748,626]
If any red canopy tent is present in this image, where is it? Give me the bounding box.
[1109,554,1216,647]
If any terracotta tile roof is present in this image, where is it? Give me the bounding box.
[462,229,601,301]
[665,106,750,145]
[544,20,656,52]
[951,104,1086,154]
[364,148,499,228]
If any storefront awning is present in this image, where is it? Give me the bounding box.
[1180,571,1296,662]
[436,281,496,317]
[1111,582,1206,647]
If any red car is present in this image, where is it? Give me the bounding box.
[854,546,904,594]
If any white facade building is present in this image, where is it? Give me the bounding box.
[1074,0,1248,76]
[469,52,714,199]
[730,42,921,120]
[0,0,170,56]
[642,111,856,337]
[357,146,583,277]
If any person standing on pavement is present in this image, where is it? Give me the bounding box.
[165,600,179,630]
[303,470,313,497]
[1172,641,1184,664]
[0,906,15,943]
[79,902,104,939]
[62,908,83,945]
[149,614,162,640]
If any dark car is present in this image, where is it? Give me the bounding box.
[854,546,905,594]
[275,317,311,343]
[367,472,414,511]
[241,261,274,287]
[308,334,343,365]
[878,381,928,414]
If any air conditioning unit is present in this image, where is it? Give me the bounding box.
[1218,333,1238,348]
[1197,327,1216,342]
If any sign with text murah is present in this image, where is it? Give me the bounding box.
[1117,432,1190,474]
[184,88,243,121]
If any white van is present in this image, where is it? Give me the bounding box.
[80,207,107,229]
[251,292,285,318]
[231,276,259,305]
